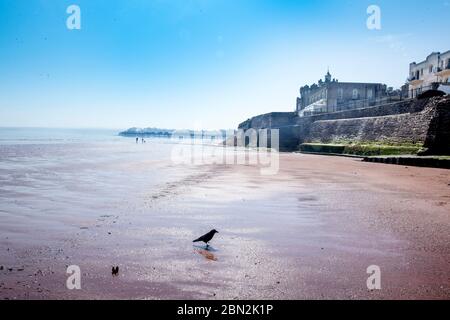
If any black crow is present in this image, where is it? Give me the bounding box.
[112,266,119,276]
[193,229,219,247]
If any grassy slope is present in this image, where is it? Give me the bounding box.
[300,142,423,156]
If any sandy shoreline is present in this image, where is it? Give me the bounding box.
[1,146,449,300]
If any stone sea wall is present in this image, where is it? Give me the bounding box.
[423,96,450,154]
[238,112,297,131]
[238,96,450,155]
[306,108,434,145]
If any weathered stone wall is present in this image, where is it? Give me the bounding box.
[306,110,434,145]
[239,99,429,130]
[294,98,429,123]
[278,126,302,152]
[423,96,450,155]
[237,96,450,154]
[238,112,297,130]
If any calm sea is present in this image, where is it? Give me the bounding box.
[0,127,124,145]
[0,127,196,239]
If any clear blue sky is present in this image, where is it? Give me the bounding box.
[0,0,449,129]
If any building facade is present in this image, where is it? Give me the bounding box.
[408,51,450,98]
[296,71,388,117]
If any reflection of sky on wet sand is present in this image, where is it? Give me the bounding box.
[1,135,449,300]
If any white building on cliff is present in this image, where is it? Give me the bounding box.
[408,51,450,98]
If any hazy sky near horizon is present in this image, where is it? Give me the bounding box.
[1,0,449,129]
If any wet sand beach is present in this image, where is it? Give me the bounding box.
[0,140,449,300]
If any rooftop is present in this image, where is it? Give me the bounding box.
[410,50,450,66]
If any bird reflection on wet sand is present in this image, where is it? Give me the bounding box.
[193,245,218,261]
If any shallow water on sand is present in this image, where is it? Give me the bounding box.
[1,128,449,299]
[0,132,183,240]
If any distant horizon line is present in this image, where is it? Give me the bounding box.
[0,126,237,131]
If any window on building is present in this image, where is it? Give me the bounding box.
[421,69,424,76]
[337,88,343,100]
[352,89,359,100]
[429,65,433,73]
[367,89,373,100]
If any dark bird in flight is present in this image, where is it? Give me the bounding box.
[193,229,219,247]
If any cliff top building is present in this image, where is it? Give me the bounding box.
[296,71,388,117]
[408,51,450,98]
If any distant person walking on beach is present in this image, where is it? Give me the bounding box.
[136,137,139,144]
[142,138,145,144]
